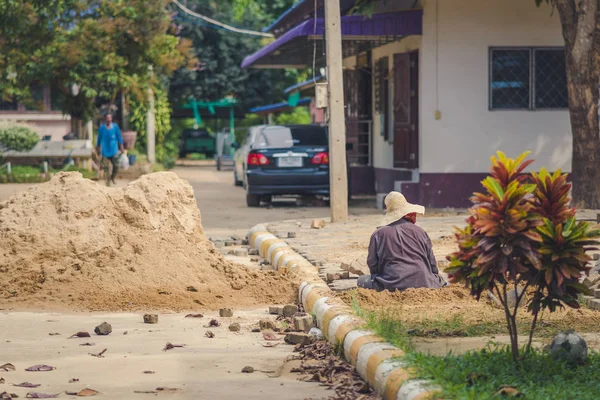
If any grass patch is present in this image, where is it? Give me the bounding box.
[187,152,207,160]
[351,296,600,399]
[406,345,600,400]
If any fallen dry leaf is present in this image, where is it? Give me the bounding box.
[79,343,95,347]
[13,383,40,388]
[260,342,280,348]
[495,386,523,397]
[156,387,181,393]
[25,393,58,398]
[262,331,278,341]
[69,378,79,383]
[184,314,203,319]
[0,391,18,399]
[0,365,15,372]
[48,333,60,336]
[142,371,155,375]
[205,330,215,338]
[163,343,185,351]
[25,365,55,372]
[65,388,99,397]
[68,332,91,339]
[134,390,157,394]
[89,349,107,358]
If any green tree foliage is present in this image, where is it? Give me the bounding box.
[128,86,177,168]
[446,151,600,363]
[274,107,311,125]
[0,122,40,154]
[0,0,195,123]
[169,0,298,111]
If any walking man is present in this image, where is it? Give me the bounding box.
[96,113,124,186]
[358,192,447,292]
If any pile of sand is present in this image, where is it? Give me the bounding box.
[340,287,600,334]
[0,172,295,311]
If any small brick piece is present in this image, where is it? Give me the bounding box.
[287,232,297,238]
[284,332,315,345]
[234,248,248,257]
[143,314,158,324]
[219,308,233,317]
[224,241,235,247]
[326,273,341,283]
[259,319,277,331]
[269,306,284,315]
[229,323,241,332]
[293,314,314,333]
[311,219,326,229]
[340,271,350,279]
[282,304,298,317]
[594,289,600,299]
[583,278,594,288]
[213,241,225,248]
[248,249,259,256]
[594,254,600,261]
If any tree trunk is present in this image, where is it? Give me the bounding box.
[555,0,600,208]
[71,118,84,139]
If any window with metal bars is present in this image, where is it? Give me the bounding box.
[489,47,568,110]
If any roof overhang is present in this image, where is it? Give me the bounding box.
[264,0,356,36]
[249,97,311,115]
[242,10,423,69]
[284,75,324,94]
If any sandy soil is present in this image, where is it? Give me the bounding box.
[0,308,329,399]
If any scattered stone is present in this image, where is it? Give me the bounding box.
[143,314,158,324]
[250,257,260,262]
[284,332,314,345]
[234,249,248,257]
[259,319,277,331]
[311,219,326,229]
[186,286,198,292]
[282,304,298,317]
[94,322,112,336]
[248,249,259,256]
[219,248,230,256]
[241,366,254,374]
[326,273,340,283]
[594,253,600,261]
[293,315,314,333]
[550,331,588,364]
[0,377,4,384]
[269,306,284,315]
[251,328,260,333]
[209,319,221,327]
[123,331,128,335]
[287,232,297,238]
[233,240,244,246]
[224,241,235,247]
[242,239,249,246]
[193,300,203,305]
[231,235,243,241]
[229,323,241,332]
[308,327,323,340]
[205,330,215,338]
[339,271,350,279]
[219,308,233,317]
[213,242,225,249]
[583,278,594,288]
[69,378,79,383]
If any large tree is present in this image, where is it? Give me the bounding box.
[537,0,600,208]
[169,0,298,111]
[0,0,195,135]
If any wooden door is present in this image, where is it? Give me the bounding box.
[393,51,419,169]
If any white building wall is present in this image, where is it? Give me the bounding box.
[420,0,571,173]
[370,36,421,170]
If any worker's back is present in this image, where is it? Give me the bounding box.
[367,219,443,292]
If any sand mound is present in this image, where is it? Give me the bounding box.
[0,172,295,311]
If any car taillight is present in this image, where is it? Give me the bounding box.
[248,153,269,165]
[312,152,329,165]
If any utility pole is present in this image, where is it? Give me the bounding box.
[147,88,156,164]
[324,0,348,222]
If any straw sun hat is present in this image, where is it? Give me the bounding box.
[381,191,425,226]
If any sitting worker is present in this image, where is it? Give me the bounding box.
[357,192,446,292]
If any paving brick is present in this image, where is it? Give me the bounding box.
[284,332,315,345]
[269,306,283,315]
[293,314,314,333]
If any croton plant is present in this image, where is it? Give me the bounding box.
[446,151,600,362]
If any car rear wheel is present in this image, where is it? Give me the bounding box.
[246,194,261,207]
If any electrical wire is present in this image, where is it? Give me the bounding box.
[312,0,317,83]
[171,0,274,38]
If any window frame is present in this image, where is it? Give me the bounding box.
[488,46,567,111]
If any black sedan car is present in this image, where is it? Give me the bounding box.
[241,124,329,207]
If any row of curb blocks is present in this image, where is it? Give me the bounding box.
[248,225,440,400]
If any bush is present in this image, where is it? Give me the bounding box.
[0,121,40,154]
[446,151,600,363]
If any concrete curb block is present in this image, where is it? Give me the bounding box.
[247,225,442,400]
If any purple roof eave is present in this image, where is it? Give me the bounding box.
[241,10,423,69]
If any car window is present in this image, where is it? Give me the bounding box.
[254,126,327,149]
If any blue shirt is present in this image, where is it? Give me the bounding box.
[97,123,123,158]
